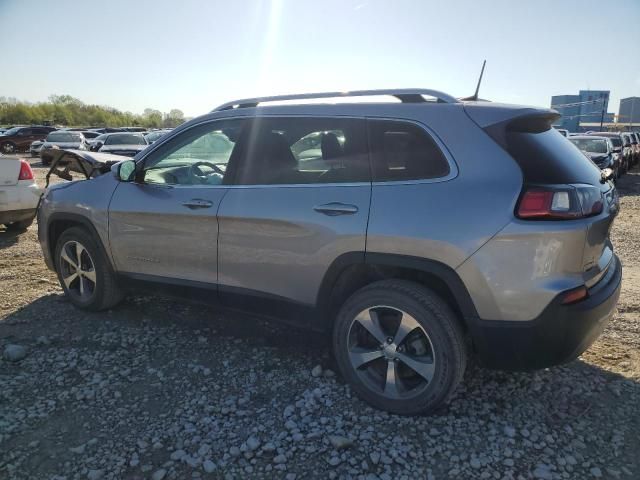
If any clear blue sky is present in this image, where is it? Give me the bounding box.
[1,0,639,117]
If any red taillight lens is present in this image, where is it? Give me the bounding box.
[517,185,603,220]
[561,285,588,305]
[18,159,34,181]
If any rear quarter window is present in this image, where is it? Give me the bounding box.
[506,129,602,185]
[368,120,450,182]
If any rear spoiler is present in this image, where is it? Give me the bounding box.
[463,102,561,148]
[45,149,130,188]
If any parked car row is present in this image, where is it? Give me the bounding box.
[566,130,639,180]
[0,125,172,162]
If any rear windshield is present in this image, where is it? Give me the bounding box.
[569,138,608,154]
[506,128,602,185]
[47,132,82,142]
[104,133,146,145]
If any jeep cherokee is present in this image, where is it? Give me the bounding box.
[37,89,622,415]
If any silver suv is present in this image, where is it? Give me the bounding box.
[38,89,622,415]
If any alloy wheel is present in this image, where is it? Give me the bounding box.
[347,306,436,399]
[1,143,15,154]
[59,240,97,300]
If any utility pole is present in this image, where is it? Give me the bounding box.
[599,97,605,131]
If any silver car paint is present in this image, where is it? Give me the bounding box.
[38,101,615,324]
[217,183,370,305]
[108,182,226,284]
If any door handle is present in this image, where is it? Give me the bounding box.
[182,199,213,209]
[313,202,359,216]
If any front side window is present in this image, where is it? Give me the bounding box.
[233,117,369,185]
[368,119,450,181]
[142,118,246,186]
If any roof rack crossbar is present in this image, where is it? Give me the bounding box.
[212,89,458,112]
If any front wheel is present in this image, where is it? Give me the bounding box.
[54,227,123,311]
[333,280,467,415]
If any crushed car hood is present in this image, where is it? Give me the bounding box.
[45,149,130,187]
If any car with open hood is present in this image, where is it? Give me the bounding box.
[40,131,88,165]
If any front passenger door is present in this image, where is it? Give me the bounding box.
[108,118,247,285]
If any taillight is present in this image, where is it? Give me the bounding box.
[517,185,603,220]
[18,159,34,181]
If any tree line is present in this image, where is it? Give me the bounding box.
[0,95,187,129]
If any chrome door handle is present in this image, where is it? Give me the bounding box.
[182,199,213,209]
[313,202,359,216]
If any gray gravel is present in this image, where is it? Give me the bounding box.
[1,158,639,479]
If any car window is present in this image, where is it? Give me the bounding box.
[47,132,83,142]
[232,117,369,185]
[17,128,32,136]
[569,138,608,153]
[368,120,450,182]
[142,118,246,186]
[104,133,146,145]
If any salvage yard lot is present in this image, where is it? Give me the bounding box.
[1,156,639,480]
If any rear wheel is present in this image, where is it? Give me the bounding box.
[1,142,16,154]
[333,280,467,415]
[54,227,123,311]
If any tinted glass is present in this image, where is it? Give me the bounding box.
[506,128,602,185]
[610,137,622,148]
[569,138,608,153]
[104,133,146,145]
[368,119,449,181]
[143,118,246,186]
[232,117,369,185]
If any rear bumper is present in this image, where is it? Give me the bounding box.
[0,208,37,225]
[468,255,622,371]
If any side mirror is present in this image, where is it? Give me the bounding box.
[117,160,136,182]
[94,141,104,151]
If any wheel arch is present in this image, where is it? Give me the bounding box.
[315,252,478,332]
[46,213,114,271]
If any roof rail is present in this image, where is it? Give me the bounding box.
[212,89,459,112]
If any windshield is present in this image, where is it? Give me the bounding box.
[2,127,21,136]
[569,138,608,154]
[47,132,82,142]
[104,133,147,145]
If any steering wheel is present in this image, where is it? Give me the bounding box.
[188,161,224,183]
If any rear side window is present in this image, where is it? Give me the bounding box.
[506,128,602,185]
[368,120,450,182]
[232,117,369,185]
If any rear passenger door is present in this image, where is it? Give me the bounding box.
[217,116,371,321]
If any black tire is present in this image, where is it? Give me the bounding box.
[1,142,16,154]
[333,279,467,415]
[6,218,33,232]
[54,226,123,311]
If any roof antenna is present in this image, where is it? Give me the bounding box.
[471,59,486,101]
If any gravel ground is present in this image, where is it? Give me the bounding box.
[1,156,639,480]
